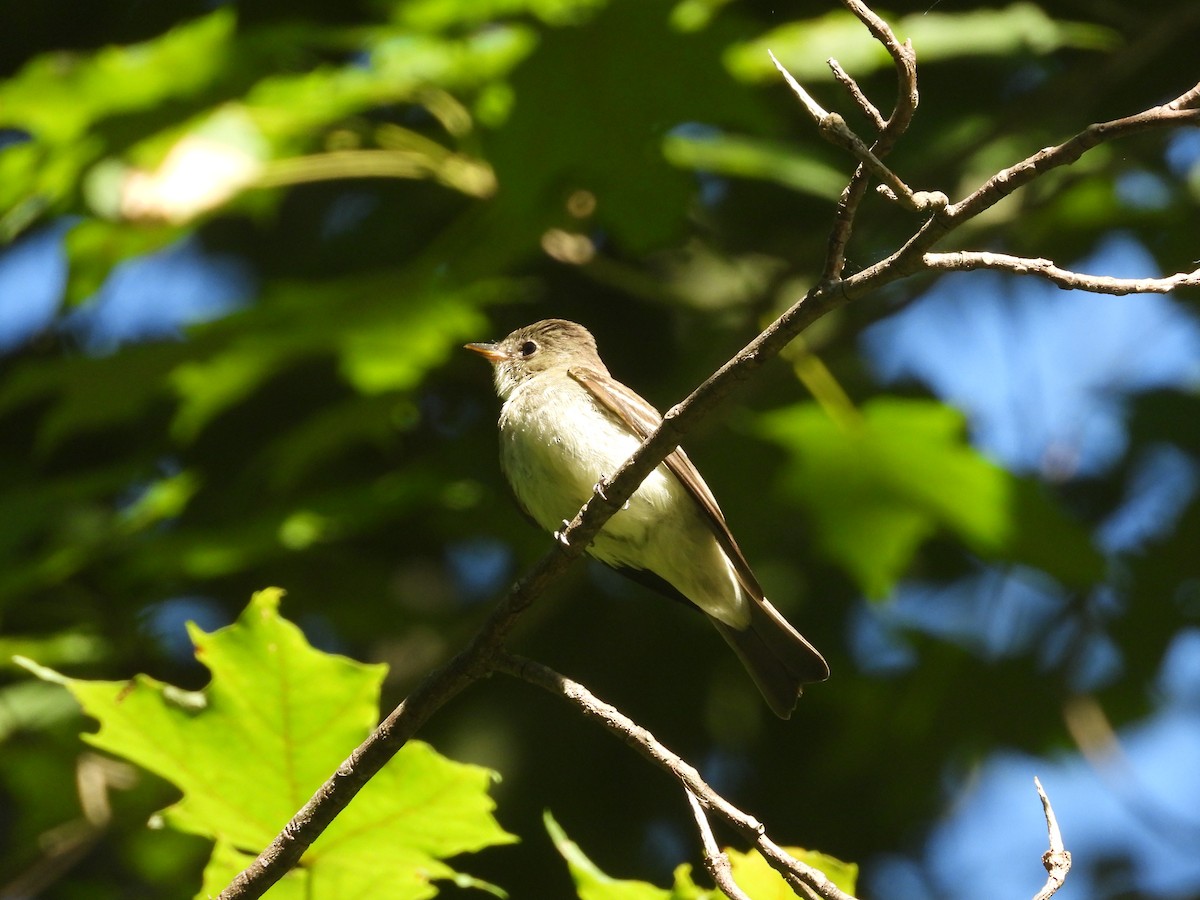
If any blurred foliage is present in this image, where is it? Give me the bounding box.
[725,3,1118,83]
[0,0,1198,897]
[756,398,1103,598]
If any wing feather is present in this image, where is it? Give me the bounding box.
[568,366,765,602]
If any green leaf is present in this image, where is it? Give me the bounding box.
[0,10,236,145]
[0,681,85,740]
[726,847,857,897]
[367,25,540,98]
[63,220,183,306]
[485,0,773,253]
[0,342,186,452]
[545,811,677,900]
[756,398,1103,597]
[336,289,491,394]
[168,275,504,440]
[0,10,238,223]
[395,0,608,31]
[727,4,1117,83]
[0,630,108,672]
[661,131,846,199]
[545,813,849,900]
[19,588,515,900]
[668,865,713,899]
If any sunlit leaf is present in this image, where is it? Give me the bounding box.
[726,847,857,898]
[18,588,515,900]
[393,0,608,31]
[0,10,236,144]
[337,291,490,394]
[367,26,539,97]
[545,811,682,900]
[168,276,504,439]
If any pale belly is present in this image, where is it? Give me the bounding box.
[497,378,747,627]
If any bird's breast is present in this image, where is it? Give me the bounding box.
[497,377,673,534]
[495,374,748,628]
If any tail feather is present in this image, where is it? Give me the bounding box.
[710,598,828,719]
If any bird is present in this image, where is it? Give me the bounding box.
[465,318,828,717]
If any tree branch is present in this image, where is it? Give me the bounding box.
[840,80,1200,297]
[219,9,1189,899]
[493,652,857,900]
[840,0,919,141]
[827,58,885,133]
[768,51,942,215]
[1033,777,1071,900]
[216,548,582,898]
[947,93,1200,223]
[685,792,755,900]
[923,250,1200,294]
[821,0,919,282]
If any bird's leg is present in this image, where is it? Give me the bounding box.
[553,476,610,547]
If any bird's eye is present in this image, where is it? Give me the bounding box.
[520,340,537,357]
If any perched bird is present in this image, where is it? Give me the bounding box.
[465,319,828,717]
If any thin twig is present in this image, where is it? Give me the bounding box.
[821,0,920,282]
[924,251,1200,294]
[685,792,755,900]
[827,58,886,132]
[768,48,829,122]
[947,93,1200,222]
[842,81,1200,297]
[494,652,859,900]
[840,0,919,138]
[768,51,939,214]
[1032,778,1071,900]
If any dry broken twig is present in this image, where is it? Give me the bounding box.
[1033,777,1071,900]
[768,50,943,214]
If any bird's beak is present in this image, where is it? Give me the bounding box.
[464,341,506,363]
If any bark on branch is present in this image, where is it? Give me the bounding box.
[494,652,856,900]
[924,251,1200,294]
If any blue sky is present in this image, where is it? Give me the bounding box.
[859,233,1200,899]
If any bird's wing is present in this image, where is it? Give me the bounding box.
[568,366,765,602]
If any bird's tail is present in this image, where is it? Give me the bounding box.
[710,598,828,719]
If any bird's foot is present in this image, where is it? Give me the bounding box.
[553,520,572,547]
